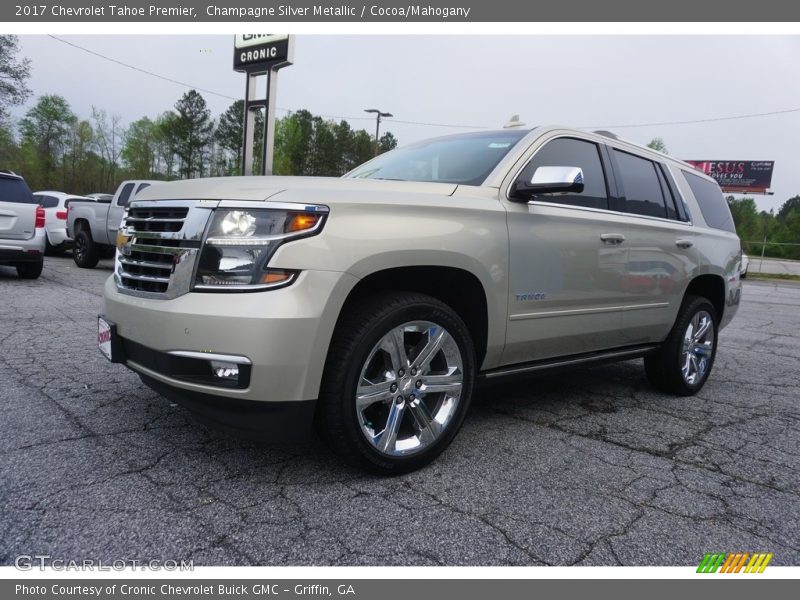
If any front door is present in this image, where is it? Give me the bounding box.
[502,136,630,365]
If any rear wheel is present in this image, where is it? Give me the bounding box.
[16,260,43,279]
[318,292,476,474]
[73,228,100,269]
[645,295,718,396]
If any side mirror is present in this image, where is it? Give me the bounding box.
[511,166,584,201]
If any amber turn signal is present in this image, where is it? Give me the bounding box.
[286,213,319,233]
[260,270,294,285]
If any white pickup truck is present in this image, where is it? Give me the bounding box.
[67,179,160,268]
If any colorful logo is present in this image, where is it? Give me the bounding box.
[697,552,773,573]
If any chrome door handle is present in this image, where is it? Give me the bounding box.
[675,239,694,249]
[600,233,625,244]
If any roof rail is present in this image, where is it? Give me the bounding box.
[593,130,620,140]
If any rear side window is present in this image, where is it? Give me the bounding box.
[683,171,735,233]
[520,137,609,209]
[0,177,34,204]
[39,195,59,208]
[613,150,668,219]
[116,183,136,207]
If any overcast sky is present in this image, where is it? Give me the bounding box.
[12,35,800,211]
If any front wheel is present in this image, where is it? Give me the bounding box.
[318,292,476,474]
[645,295,718,396]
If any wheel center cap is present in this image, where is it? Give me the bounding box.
[400,377,415,394]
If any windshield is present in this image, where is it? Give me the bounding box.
[345,130,528,186]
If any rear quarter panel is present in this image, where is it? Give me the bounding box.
[669,164,742,329]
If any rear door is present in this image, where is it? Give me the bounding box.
[608,148,698,345]
[0,176,36,240]
[502,136,630,364]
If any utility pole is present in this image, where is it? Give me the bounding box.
[364,108,392,157]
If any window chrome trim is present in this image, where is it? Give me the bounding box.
[504,133,694,227]
[524,199,696,227]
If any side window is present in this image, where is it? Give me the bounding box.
[40,195,59,208]
[613,150,668,219]
[655,166,680,220]
[116,183,136,207]
[682,171,735,233]
[519,138,609,210]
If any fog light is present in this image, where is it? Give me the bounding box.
[210,360,239,381]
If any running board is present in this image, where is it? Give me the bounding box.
[480,344,659,380]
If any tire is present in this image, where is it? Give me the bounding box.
[644,295,718,396]
[317,292,476,474]
[45,237,67,256]
[16,260,43,279]
[73,228,100,269]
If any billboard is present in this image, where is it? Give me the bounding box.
[684,160,774,194]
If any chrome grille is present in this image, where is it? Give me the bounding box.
[114,200,214,299]
[124,206,189,232]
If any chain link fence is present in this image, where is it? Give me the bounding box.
[741,240,800,275]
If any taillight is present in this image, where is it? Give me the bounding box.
[56,211,68,220]
[35,206,45,228]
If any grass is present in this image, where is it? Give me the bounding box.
[746,272,800,283]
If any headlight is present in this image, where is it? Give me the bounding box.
[194,207,325,291]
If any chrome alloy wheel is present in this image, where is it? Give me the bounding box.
[681,310,715,385]
[355,320,464,457]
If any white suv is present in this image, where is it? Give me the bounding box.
[32,191,92,255]
[101,127,742,473]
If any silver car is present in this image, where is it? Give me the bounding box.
[0,172,46,279]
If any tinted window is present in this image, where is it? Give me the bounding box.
[655,166,680,220]
[614,150,667,218]
[135,183,151,195]
[116,183,136,207]
[0,177,34,204]
[345,130,528,186]
[39,195,59,208]
[519,138,609,209]
[683,171,735,233]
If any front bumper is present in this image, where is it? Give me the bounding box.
[102,269,358,406]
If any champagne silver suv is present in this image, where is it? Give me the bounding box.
[101,127,742,473]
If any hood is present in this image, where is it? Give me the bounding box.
[132,176,458,205]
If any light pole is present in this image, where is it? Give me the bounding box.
[364,108,393,157]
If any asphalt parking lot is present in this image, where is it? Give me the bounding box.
[1,256,798,566]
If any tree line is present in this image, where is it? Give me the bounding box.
[0,35,397,194]
[0,90,397,194]
[728,196,800,260]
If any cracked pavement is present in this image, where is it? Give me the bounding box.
[1,255,798,566]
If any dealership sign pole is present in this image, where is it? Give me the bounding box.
[234,35,294,176]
